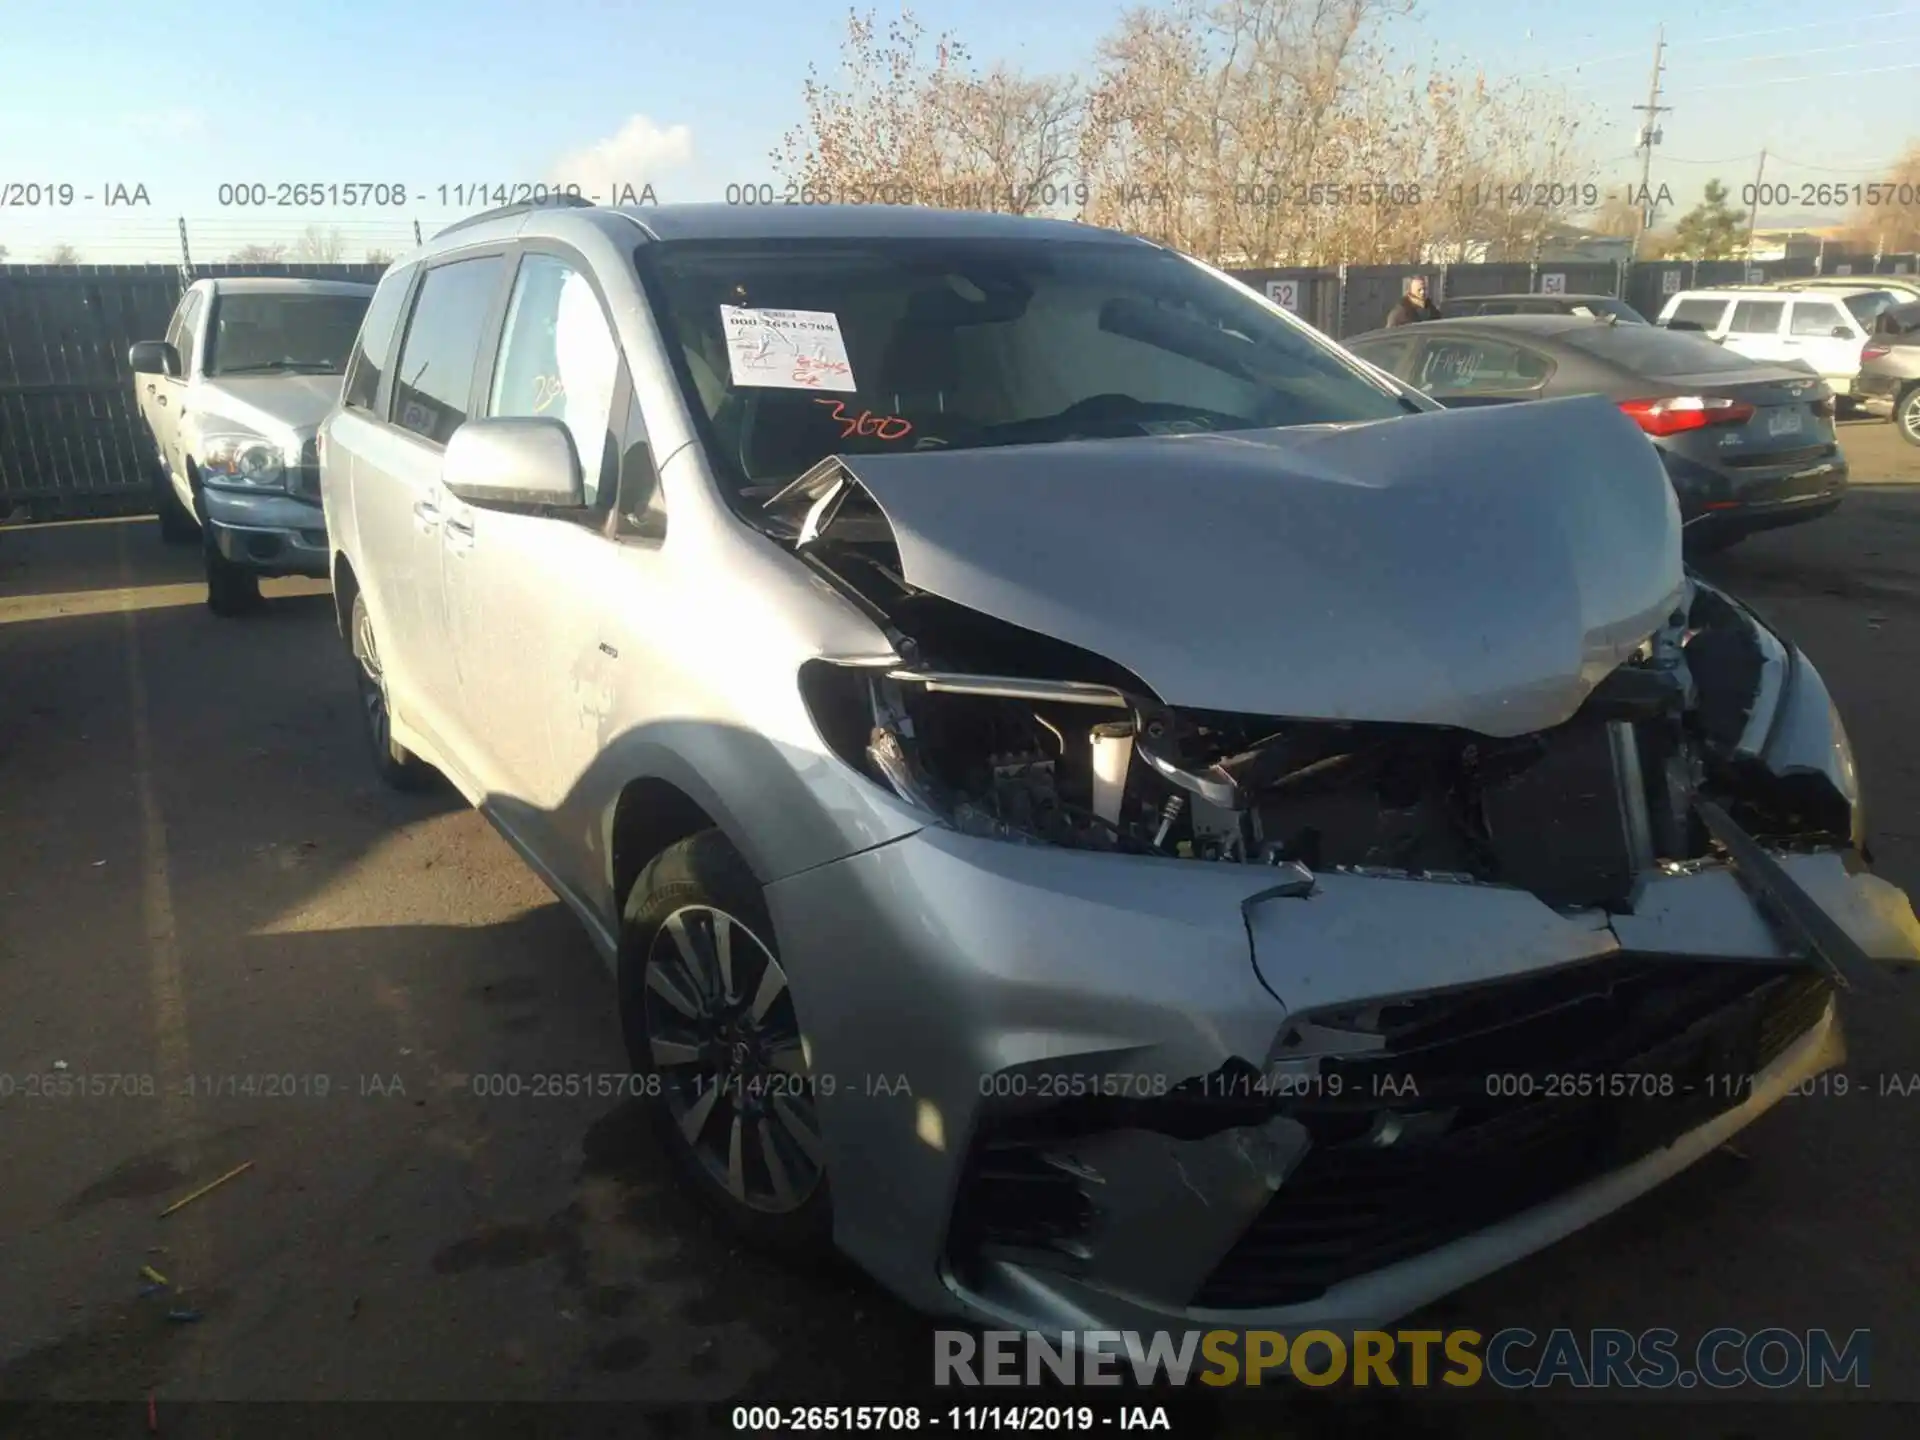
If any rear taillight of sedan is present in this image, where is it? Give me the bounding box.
[1618,395,1756,437]
[1862,343,1891,363]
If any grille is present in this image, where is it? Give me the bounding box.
[1193,960,1832,1309]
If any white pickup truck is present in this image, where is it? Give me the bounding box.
[131,277,374,615]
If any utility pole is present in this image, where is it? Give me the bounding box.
[1744,148,1766,264]
[1627,26,1670,262]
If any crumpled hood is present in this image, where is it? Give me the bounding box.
[195,374,344,438]
[786,394,1686,737]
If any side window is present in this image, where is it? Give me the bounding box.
[1788,300,1847,337]
[164,295,191,359]
[1667,298,1728,331]
[172,293,205,374]
[613,385,666,539]
[1727,300,1785,335]
[1416,337,1553,393]
[391,255,507,445]
[1349,336,1415,379]
[485,254,621,506]
[343,270,413,413]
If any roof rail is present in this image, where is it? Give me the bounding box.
[433,193,596,241]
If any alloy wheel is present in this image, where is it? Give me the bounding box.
[642,904,825,1214]
[1902,392,1920,444]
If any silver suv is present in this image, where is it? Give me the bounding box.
[321,199,1918,1334]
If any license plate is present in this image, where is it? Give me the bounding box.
[1768,409,1805,437]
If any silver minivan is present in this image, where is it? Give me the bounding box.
[321,198,1917,1336]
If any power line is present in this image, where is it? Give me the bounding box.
[1669,61,1920,92]
[1536,11,1916,75]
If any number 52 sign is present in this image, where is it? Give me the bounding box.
[1265,279,1301,312]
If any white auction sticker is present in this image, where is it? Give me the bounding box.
[721,305,858,392]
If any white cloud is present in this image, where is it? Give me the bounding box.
[551,115,692,200]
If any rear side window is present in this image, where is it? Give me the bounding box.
[391,256,508,445]
[1347,334,1416,378]
[1844,291,1896,326]
[1415,336,1553,392]
[1667,298,1728,330]
[343,270,413,413]
[1788,300,1848,337]
[1727,300,1784,335]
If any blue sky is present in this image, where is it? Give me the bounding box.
[0,0,1912,262]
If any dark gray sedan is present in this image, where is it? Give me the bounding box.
[1346,314,1847,551]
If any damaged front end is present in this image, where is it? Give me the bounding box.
[767,416,1918,1326]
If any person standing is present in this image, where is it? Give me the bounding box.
[1385,275,1442,327]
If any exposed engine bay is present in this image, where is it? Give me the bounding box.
[800,562,1859,916]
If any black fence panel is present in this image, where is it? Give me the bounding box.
[1340,265,1435,339]
[1233,266,1341,334]
[1439,262,1534,299]
[0,268,182,511]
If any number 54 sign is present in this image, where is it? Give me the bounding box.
[1265,279,1301,312]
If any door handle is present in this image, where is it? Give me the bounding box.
[444,514,475,540]
[157,395,168,407]
[413,497,441,531]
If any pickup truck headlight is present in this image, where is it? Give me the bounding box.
[199,434,293,491]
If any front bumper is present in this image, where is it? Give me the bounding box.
[202,489,330,578]
[767,825,1919,1332]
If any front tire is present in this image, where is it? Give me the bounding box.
[204,541,262,616]
[619,829,833,1258]
[154,469,197,545]
[348,591,434,790]
[1897,385,1920,448]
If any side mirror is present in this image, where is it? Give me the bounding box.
[442,416,587,510]
[129,340,180,377]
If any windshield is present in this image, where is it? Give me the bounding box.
[206,292,373,376]
[634,237,1412,498]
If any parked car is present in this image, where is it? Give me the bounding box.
[131,277,375,615]
[1344,314,1846,551]
[1775,274,1920,306]
[321,198,1918,1335]
[1441,292,1648,323]
[1655,286,1891,400]
[1856,298,1920,445]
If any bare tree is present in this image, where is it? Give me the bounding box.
[291,225,347,264]
[365,248,397,265]
[229,242,289,264]
[1591,192,1644,238]
[43,242,81,264]
[937,66,1083,214]
[0,243,10,263]
[1074,2,1597,267]
[773,7,1080,211]
[1836,140,1920,255]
